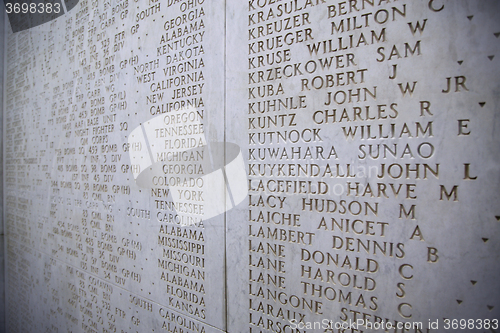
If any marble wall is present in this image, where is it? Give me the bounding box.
[3,0,500,332]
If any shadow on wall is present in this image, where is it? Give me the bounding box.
[3,0,79,32]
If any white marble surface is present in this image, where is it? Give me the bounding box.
[3,0,228,331]
[226,0,500,331]
[2,1,500,332]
